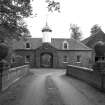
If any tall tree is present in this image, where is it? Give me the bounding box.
[90,24,101,35]
[0,0,32,40]
[70,24,82,40]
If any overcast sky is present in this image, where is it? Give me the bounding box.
[25,0,105,39]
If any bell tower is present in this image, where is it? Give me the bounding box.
[42,22,52,43]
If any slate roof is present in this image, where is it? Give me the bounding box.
[13,38,92,51]
[51,38,92,50]
[82,29,105,48]
[13,38,42,49]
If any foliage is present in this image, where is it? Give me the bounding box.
[90,24,101,35]
[0,0,32,40]
[46,0,60,12]
[0,42,8,60]
[70,24,82,40]
[94,41,105,57]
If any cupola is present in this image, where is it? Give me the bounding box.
[42,22,52,43]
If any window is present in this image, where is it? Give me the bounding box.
[76,55,81,62]
[25,55,30,62]
[11,57,15,63]
[63,55,68,62]
[64,43,67,49]
[26,42,31,49]
[63,41,69,49]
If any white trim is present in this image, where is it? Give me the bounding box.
[25,42,31,49]
[63,55,68,62]
[62,40,69,50]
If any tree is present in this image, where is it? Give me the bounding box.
[0,0,32,40]
[70,24,82,40]
[90,24,101,35]
[46,0,60,12]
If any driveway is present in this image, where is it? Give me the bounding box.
[0,68,105,105]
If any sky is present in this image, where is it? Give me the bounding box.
[25,0,105,40]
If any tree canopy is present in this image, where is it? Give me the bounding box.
[0,0,32,40]
[70,24,82,40]
[46,0,60,12]
[90,24,101,35]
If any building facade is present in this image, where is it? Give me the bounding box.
[82,29,105,63]
[12,24,92,68]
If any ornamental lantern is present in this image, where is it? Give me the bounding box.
[42,22,52,43]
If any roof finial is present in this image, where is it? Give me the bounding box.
[46,20,48,26]
[46,14,48,26]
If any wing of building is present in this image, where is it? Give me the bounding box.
[82,29,105,49]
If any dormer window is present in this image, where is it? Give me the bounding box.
[63,41,69,49]
[64,43,67,49]
[26,42,31,49]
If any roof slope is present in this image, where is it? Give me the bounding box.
[13,37,92,51]
[82,29,105,48]
[51,38,92,50]
[13,38,42,49]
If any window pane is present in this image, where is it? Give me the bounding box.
[25,55,30,62]
[26,43,30,48]
[77,55,81,62]
[64,43,67,49]
[64,56,67,62]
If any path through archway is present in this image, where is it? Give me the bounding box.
[40,53,53,68]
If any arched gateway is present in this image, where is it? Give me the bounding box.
[40,53,53,68]
[35,43,58,68]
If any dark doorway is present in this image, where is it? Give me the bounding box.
[40,53,53,68]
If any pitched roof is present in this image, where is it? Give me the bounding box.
[82,29,105,48]
[51,38,92,50]
[13,38,42,49]
[13,37,92,51]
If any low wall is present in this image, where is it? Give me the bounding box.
[1,65,29,91]
[66,65,105,91]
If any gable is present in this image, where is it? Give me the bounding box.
[82,30,105,48]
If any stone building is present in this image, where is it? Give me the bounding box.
[82,28,105,63]
[82,29,105,49]
[12,23,92,68]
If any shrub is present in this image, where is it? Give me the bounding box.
[94,41,105,57]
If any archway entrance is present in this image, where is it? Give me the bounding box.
[40,53,53,68]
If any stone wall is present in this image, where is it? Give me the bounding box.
[57,50,92,68]
[1,65,29,91]
[15,50,35,68]
[66,65,105,91]
[15,49,92,68]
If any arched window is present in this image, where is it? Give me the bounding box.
[63,41,69,49]
[25,42,31,49]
